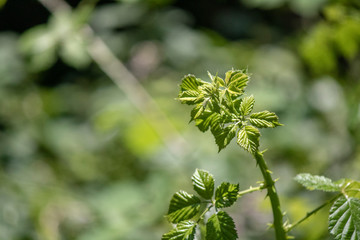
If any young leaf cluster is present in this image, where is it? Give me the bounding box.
[162,169,239,240]
[177,69,282,153]
[295,173,360,239]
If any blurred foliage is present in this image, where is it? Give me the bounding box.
[0,0,359,239]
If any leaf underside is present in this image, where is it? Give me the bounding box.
[294,173,341,192]
[329,196,360,240]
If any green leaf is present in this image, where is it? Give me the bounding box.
[215,182,240,208]
[178,75,206,105]
[194,111,220,132]
[162,221,197,240]
[329,196,360,240]
[294,173,341,192]
[237,125,260,154]
[249,110,282,128]
[343,180,360,199]
[180,74,205,92]
[167,191,201,223]
[178,90,203,105]
[190,104,205,122]
[224,69,249,96]
[212,123,239,152]
[208,71,225,86]
[239,95,254,116]
[206,211,237,240]
[192,169,215,200]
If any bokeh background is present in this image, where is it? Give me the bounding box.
[0,0,360,239]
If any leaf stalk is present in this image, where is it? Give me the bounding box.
[286,193,341,232]
[237,185,265,198]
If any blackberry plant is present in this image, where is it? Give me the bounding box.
[162,69,360,240]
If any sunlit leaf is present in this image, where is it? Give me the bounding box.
[249,110,282,128]
[294,173,341,192]
[237,126,260,154]
[343,180,360,199]
[212,123,239,152]
[178,75,206,105]
[167,191,201,223]
[162,221,197,240]
[239,95,254,116]
[194,110,220,132]
[208,71,225,86]
[215,182,239,208]
[190,104,205,122]
[192,169,214,199]
[206,211,237,240]
[328,196,360,240]
[224,69,249,96]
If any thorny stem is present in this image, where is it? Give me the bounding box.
[286,193,341,232]
[254,151,287,240]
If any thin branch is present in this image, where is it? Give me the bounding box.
[37,0,189,160]
[286,194,341,232]
[197,204,213,224]
[237,185,264,198]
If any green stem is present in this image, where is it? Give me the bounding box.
[286,194,341,232]
[254,151,287,240]
[237,185,264,198]
[197,204,213,223]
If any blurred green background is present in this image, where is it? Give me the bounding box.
[0,0,359,239]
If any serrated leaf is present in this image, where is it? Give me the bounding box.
[167,191,201,223]
[224,69,249,96]
[237,125,260,154]
[162,221,197,240]
[192,169,215,200]
[212,123,239,152]
[239,95,255,116]
[178,75,206,105]
[249,110,282,128]
[215,182,240,208]
[294,173,341,192]
[329,196,360,240]
[208,71,225,87]
[206,211,237,240]
[190,104,205,122]
[194,111,220,132]
[343,181,360,199]
[180,74,205,92]
[178,90,203,105]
